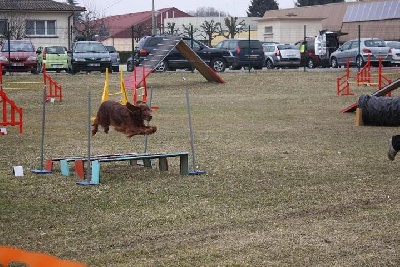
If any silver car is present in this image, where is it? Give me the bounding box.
[263,43,301,69]
[385,41,400,66]
[330,38,392,68]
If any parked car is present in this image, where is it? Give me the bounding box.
[385,40,400,66]
[214,39,265,70]
[330,38,392,68]
[105,45,120,72]
[67,41,112,74]
[295,30,342,68]
[0,40,38,74]
[127,35,234,72]
[263,43,301,69]
[36,45,68,73]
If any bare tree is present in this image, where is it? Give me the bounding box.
[181,23,199,38]
[0,13,31,40]
[74,9,105,41]
[187,6,229,17]
[164,22,179,35]
[199,20,221,46]
[219,17,246,39]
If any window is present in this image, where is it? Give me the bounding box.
[264,26,273,34]
[0,20,7,36]
[26,20,56,36]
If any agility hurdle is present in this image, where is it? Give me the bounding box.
[337,57,398,96]
[46,152,189,183]
[0,90,22,133]
[0,64,63,102]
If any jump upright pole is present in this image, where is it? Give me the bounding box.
[31,87,52,174]
[184,78,207,175]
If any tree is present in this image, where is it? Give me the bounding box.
[199,20,221,46]
[187,6,228,17]
[74,10,106,41]
[219,17,246,39]
[66,0,82,24]
[0,13,30,40]
[164,22,179,35]
[295,0,344,7]
[247,0,279,17]
[181,23,199,38]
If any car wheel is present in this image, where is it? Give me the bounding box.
[266,59,274,69]
[127,61,134,72]
[307,58,315,69]
[331,57,338,68]
[356,55,365,68]
[210,57,226,72]
[155,61,168,72]
[71,66,78,75]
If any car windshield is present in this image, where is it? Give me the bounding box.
[74,43,107,53]
[106,46,116,52]
[278,44,297,50]
[46,46,66,54]
[364,39,387,47]
[2,41,34,52]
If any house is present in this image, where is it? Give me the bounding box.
[257,0,400,44]
[0,0,86,49]
[96,8,192,51]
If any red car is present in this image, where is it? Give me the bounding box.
[0,40,39,74]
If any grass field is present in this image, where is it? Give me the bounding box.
[1,69,399,266]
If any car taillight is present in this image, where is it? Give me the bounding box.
[275,49,280,56]
[139,49,148,56]
[235,46,240,54]
[362,48,371,54]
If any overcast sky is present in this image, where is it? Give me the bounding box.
[56,0,297,17]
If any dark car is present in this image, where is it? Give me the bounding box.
[67,41,112,74]
[0,40,39,74]
[214,39,265,70]
[105,45,120,72]
[127,35,234,72]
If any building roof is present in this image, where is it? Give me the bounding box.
[98,7,192,39]
[260,1,360,32]
[0,0,85,12]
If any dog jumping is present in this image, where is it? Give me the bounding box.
[92,100,157,138]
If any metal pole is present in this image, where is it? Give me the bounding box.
[357,24,361,71]
[248,25,251,72]
[303,25,306,72]
[87,91,91,180]
[143,87,153,153]
[185,86,197,172]
[151,0,155,35]
[39,87,46,170]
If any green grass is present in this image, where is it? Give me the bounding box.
[1,69,399,266]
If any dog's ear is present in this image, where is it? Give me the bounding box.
[126,101,141,113]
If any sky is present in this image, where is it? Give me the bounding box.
[55,0,297,17]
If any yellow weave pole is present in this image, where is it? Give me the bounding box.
[101,68,110,103]
[119,71,128,105]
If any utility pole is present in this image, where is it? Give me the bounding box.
[151,0,156,35]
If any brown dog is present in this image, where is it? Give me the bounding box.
[92,100,157,138]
